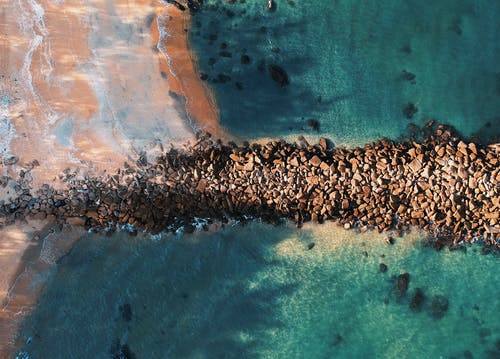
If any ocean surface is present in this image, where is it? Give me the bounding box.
[190,0,500,145]
[15,0,500,358]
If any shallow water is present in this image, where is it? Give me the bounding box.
[17,223,500,358]
[190,0,500,145]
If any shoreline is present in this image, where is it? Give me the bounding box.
[154,4,232,141]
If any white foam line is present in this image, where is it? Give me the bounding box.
[27,0,54,81]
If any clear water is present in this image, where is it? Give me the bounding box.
[18,223,500,358]
[16,0,500,358]
[190,0,500,145]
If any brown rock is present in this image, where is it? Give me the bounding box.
[309,155,322,167]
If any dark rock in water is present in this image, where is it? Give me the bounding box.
[111,341,136,359]
[463,350,474,359]
[119,303,132,322]
[479,327,492,340]
[288,0,296,7]
[409,288,425,312]
[187,0,201,12]
[55,199,66,208]
[235,82,243,90]
[402,70,416,84]
[379,263,388,273]
[403,102,418,119]
[396,272,410,294]
[241,54,251,64]
[268,64,289,86]
[219,50,232,58]
[430,295,449,318]
[199,73,209,81]
[267,0,277,11]
[332,334,343,346]
[208,57,216,66]
[220,42,228,49]
[160,71,168,79]
[185,224,195,233]
[257,59,266,72]
[307,242,315,250]
[362,250,368,257]
[226,9,235,17]
[401,44,412,54]
[217,73,231,83]
[260,26,267,33]
[307,119,320,131]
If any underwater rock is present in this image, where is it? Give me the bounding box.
[307,119,320,131]
[379,263,388,273]
[403,102,418,119]
[241,54,251,64]
[267,0,277,12]
[409,288,425,312]
[396,273,410,294]
[307,242,315,250]
[268,64,289,86]
[110,341,136,359]
[430,295,449,318]
[402,70,416,84]
[119,303,132,322]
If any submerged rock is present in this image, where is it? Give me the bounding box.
[379,263,388,273]
[430,295,449,318]
[403,102,418,119]
[267,0,277,12]
[119,303,132,322]
[268,64,289,86]
[409,288,425,312]
[396,273,410,294]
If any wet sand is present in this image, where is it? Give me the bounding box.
[153,4,229,140]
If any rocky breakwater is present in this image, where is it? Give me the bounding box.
[0,125,499,247]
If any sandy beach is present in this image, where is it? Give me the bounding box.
[0,0,227,354]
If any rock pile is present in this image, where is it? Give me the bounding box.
[0,124,499,247]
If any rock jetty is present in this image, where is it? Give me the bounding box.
[0,124,499,248]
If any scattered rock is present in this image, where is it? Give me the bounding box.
[403,102,418,119]
[396,273,410,294]
[307,119,320,131]
[119,303,132,322]
[409,288,425,312]
[307,242,315,250]
[430,295,449,318]
[241,54,251,64]
[266,0,276,12]
[268,64,289,86]
[379,263,388,273]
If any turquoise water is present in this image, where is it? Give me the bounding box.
[190,0,500,145]
[17,223,500,358]
[15,1,500,358]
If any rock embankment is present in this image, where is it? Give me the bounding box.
[1,125,499,247]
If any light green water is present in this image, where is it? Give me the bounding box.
[17,223,500,358]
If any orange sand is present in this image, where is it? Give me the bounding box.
[153,5,231,140]
[0,1,231,355]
